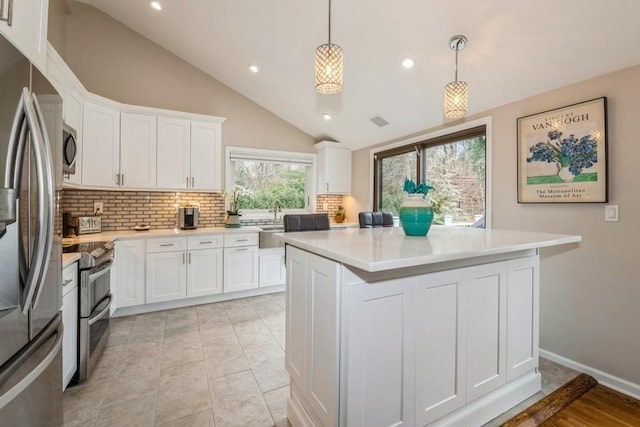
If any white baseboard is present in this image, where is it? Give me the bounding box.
[540,348,640,399]
[112,285,285,317]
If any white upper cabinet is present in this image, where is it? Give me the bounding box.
[43,44,226,191]
[82,100,120,188]
[190,120,222,191]
[316,141,351,194]
[120,112,157,188]
[0,0,48,70]
[156,118,222,191]
[157,117,191,189]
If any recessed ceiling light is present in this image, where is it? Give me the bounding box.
[322,113,332,120]
[150,1,162,11]
[401,57,415,69]
[248,64,259,73]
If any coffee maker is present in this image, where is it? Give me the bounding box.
[178,205,199,229]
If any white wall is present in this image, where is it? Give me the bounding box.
[351,65,640,389]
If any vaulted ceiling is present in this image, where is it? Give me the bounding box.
[78,0,640,150]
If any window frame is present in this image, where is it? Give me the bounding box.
[225,146,317,220]
[370,117,492,229]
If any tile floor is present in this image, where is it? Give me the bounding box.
[63,292,289,427]
[63,291,579,427]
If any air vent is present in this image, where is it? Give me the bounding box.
[370,115,390,128]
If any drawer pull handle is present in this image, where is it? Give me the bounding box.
[236,239,248,242]
[0,0,14,26]
[236,248,248,252]
[200,241,213,244]
[62,279,73,286]
[160,243,174,247]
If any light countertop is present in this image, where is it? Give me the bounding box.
[62,226,263,244]
[277,226,581,272]
[62,223,358,245]
[63,252,81,268]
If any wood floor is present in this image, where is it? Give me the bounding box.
[503,374,640,427]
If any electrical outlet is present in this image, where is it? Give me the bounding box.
[94,201,104,215]
[322,202,328,210]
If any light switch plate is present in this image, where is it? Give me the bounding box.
[605,204,618,222]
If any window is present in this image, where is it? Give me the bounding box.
[226,147,315,215]
[374,125,487,227]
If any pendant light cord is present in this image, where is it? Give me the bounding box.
[328,0,332,45]
[454,39,461,82]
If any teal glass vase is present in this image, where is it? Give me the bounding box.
[399,194,434,236]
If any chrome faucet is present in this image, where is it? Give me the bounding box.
[271,199,282,225]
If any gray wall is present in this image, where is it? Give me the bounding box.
[351,65,640,386]
[49,0,316,155]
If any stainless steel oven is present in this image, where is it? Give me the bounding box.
[64,241,113,383]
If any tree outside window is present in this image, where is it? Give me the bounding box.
[375,127,486,227]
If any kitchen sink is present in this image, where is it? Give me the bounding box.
[259,225,284,248]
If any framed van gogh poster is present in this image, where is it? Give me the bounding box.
[517,97,608,203]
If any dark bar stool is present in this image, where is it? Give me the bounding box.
[358,211,394,228]
[283,213,330,232]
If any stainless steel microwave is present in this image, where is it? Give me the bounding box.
[63,123,77,175]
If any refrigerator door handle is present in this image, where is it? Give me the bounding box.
[0,313,62,410]
[28,93,55,310]
[16,89,54,314]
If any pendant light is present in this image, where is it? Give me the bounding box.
[315,0,343,94]
[444,35,469,119]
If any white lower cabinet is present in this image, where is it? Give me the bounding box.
[143,235,230,304]
[346,276,415,427]
[223,233,259,292]
[506,256,539,381]
[146,251,187,303]
[286,246,340,427]
[113,232,270,311]
[188,247,223,297]
[115,239,146,308]
[286,249,539,427]
[223,246,259,292]
[259,248,285,287]
[62,262,78,390]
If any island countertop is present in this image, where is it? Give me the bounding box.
[277,225,581,272]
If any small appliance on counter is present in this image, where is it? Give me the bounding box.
[69,215,102,235]
[178,204,199,229]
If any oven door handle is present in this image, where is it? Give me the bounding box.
[88,259,114,283]
[88,294,112,326]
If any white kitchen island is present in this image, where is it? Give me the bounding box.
[278,226,581,427]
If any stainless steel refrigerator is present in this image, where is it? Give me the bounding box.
[0,33,64,426]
